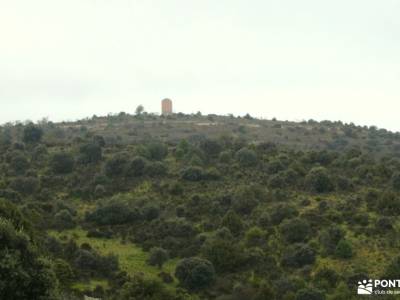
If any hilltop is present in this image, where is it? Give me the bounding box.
[3,112,400,155]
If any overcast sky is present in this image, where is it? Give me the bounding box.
[1,1,399,130]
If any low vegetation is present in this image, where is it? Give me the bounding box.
[1,110,400,299]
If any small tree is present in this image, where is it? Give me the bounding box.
[235,148,257,167]
[175,257,216,290]
[282,243,316,268]
[305,167,334,193]
[104,154,128,177]
[280,218,311,243]
[79,143,102,164]
[181,166,204,181]
[23,123,43,144]
[391,172,400,191]
[221,210,243,236]
[148,247,169,269]
[50,152,74,174]
[147,142,168,161]
[245,226,267,248]
[10,152,30,175]
[127,156,146,177]
[135,105,144,116]
[295,288,325,300]
[335,239,353,259]
[385,256,400,279]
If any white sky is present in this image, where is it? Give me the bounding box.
[1,0,399,130]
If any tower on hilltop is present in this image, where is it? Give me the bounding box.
[161,98,173,115]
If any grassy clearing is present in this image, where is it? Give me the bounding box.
[71,279,109,292]
[49,227,178,285]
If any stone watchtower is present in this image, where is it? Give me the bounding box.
[161,98,173,115]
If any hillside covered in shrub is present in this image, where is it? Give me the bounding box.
[1,111,400,299]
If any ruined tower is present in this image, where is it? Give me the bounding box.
[161,98,173,115]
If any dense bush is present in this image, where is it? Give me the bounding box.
[79,142,102,164]
[335,239,353,259]
[50,152,74,174]
[86,202,138,225]
[175,257,216,290]
[280,218,311,243]
[147,142,168,161]
[0,218,59,299]
[148,247,169,269]
[181,166,204,181]
[23,123,43,144]
[281,243,316,268]
[127,156,146,177]
[104,154,128,177]
[305,167,334,193]
[9,176,39,195]
[235,148,258,167]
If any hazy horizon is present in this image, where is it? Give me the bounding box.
[1,1,399,131]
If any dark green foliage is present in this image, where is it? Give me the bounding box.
[385,256,400,279]
[391,172,400,191]
[127,156,146,177]
[305,167,334,193]
[0,218,59,299]
[116,274,177,300]
[313,267,339,289]
[232,195,259,215]
[235,148,257,167]
[86,202,138,225]
[50,152,74,174]
[175,257,216,290]
[54,209,76,230]
[23,123,43,144]
[202,229,244,273]
[245,248,279,278]
[219,150,232,163]
[319,226,344,255]
[200,139,222,158]
[104,154,128,177]
[221,210,243,236]
[282,243,316,268]
[9,152,30,175]
[9,176,39,195]
[335,239,353,259]
[280,218,311,243]
[376,216,393,231]
[53,259,74,288]
[270,204,298,225]
[32,144,48,161]
[93,135,106,147]
[0,199,31,231]
[181,166,204,181]
[142,204,160,221]
[245,226,267,248]
[377,191,400,215]
[148,247,169,269]
[79,142,102,164]
[147,142,168,161]
[232,185,262,215]
[74,249,118,275]
[145,161,168,177]
[295,288,325,300]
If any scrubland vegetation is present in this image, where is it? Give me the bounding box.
[1,111,400,299]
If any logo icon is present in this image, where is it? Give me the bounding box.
[358,279,373,295]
